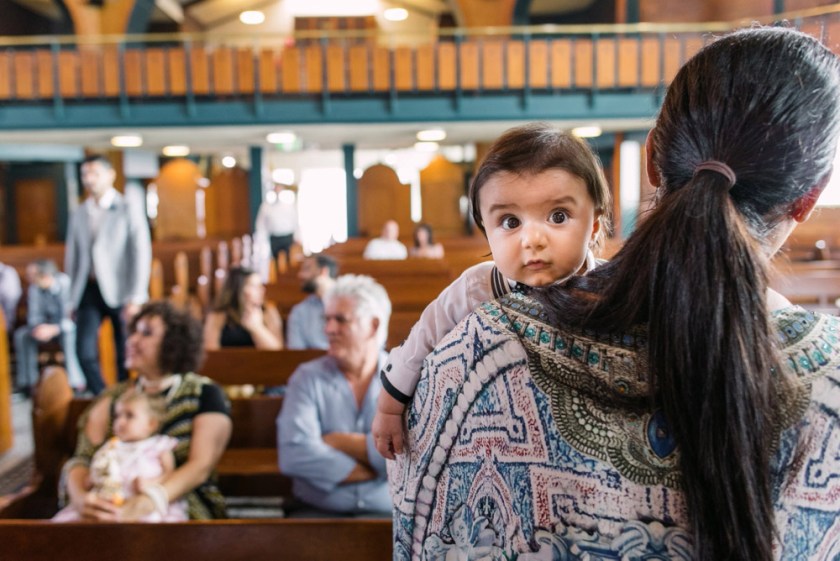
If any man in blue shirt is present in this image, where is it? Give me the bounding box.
[285,254,337,350]
[277,274,392,516]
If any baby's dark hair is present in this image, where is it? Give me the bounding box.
[469,123,612,249]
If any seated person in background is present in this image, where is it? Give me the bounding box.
[277,274,392,517]
[204,266,283,350]
[62,301,231,520]
[363,220,408,260]
[286,254,338,350]
[54,390,187,522]
[0,260,22,330]
[14,259,84,395]
[409,223,444,259]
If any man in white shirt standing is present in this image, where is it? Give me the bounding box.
[65,155,151,395]
[362,220,408,260]
[255,183,299,270]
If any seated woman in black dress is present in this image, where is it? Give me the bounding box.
[203,266,283,350]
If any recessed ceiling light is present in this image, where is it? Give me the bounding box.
[384,8,408,21]
[266,131,297,144]
[572,125,602,138]
[111,134,143,148]
[221,156,237,168]
[240,10,265,25]
[162,145,190,157]
[414,141,439,152]
[416,128,446,142]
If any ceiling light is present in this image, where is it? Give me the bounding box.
[240,10,265,25]
[572,125,602,138]
[266,131,298,144]
[162,145,190,157]
[416,128,446,142]
[221,156,237,168]
[384,8,408,21]
[110,134,143,148]
[414,141,439,152]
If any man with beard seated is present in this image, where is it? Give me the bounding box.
[285,254,338,350]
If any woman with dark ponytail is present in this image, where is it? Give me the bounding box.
[391,27,840,561]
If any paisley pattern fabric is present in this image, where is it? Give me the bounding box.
[389,293,840,560]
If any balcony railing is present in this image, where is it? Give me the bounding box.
[0,6,837,125]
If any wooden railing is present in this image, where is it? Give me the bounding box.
[0,7,837,105]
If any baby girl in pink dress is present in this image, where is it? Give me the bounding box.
[53,389,187,522]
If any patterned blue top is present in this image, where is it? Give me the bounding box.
[389,295,840,560]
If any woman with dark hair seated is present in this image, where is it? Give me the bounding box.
[392,28,840,560]
[203,266,283,350]
[62,301,231,520]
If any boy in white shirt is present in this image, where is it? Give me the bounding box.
[373,123,612,459]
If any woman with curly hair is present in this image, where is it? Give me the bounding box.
[61,301,231,520]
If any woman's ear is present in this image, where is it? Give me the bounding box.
[790,173,831,223]
[645,130,661,188]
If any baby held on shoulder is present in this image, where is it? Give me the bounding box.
[372,123,613,459]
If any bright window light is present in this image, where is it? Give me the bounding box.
[240,10,265,25]
[384,8,408,21]
[817,144,840,207]
[298,168,347,253]
[285,0,376,17]
[271,168,295,185]
[414,141,439,152]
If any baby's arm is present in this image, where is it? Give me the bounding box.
[374,264,488,459]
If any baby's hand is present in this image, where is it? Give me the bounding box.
[372,410,405,460]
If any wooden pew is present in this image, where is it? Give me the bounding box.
[0,519,392,561]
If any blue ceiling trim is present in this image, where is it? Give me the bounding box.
[513,0,533,25]
[126,0,156,34]
[0,92,661,130]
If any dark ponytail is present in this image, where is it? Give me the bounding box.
[540,27,840,561]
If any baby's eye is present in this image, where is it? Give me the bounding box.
[549,210,568,224]
[500,216,520,230]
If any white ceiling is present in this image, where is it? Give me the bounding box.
[0,118,654,159]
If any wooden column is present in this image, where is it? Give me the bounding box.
[0,309,12,454]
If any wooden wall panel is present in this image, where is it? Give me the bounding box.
[213,48,234,95]
[13,52,34,99]
[304,45,323,93]
[415,44,435,90]
[58,51,79,97]
[258,49,277,93]
[237,48,255,94]
[326,44,345,92]
[550,40,572,88]
[506,40,524,89]
[348,44,369,91]
[573,39,593,87]
[80,48,101,97]
[527,41,548,88]
[617,38,639,87]
[371,47,390,91]
[662,37,682,83]
[639,37,660,87]
[123,49,143,96]
[0,52,10,99]
[595,38,616,88]
[459,42,479,90]
[481,40,504,89]
[420,155,465,237]
[145,47,166,96]
[190,46,210,95]
[357,164,412,238]
[36,51,53,98]
[168,48,186,95]
[437,43,456,90]
[392,47,411,91]
[102,46,120,96]
[281,47,301,93]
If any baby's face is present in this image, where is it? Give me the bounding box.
[479,169,600,287]
[113,400,156,443]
